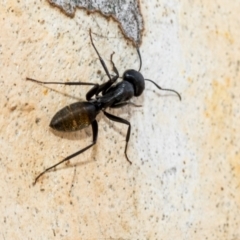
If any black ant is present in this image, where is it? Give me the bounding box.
[27,29,181,185]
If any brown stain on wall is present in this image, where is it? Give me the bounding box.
[178,1,240,228]
[204,78,232,128]
[204,77,240,205]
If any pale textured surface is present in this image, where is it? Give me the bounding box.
[1,0,240,239]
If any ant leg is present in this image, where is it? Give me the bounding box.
[89,29,112,82]
[88,56,118,98]
[111,101,142,108]
[125,102,142,107]
[33,120,98,185]
[89,29,119,94]
[26,77,100,101]
[103,111,132,164]
[26,77,97,87]
[101,52,119,95]
[110,52,119,77]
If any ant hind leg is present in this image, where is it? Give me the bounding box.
[103,111,132,164]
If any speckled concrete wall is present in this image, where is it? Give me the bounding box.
[1,0,240,239]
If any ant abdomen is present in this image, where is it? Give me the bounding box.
[50,102,97,132]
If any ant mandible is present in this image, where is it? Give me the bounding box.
[27,29,181,185]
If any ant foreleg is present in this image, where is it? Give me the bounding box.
[103,111,132,164]
[33,120,98,185]
[110,52,119,77]
[100,52,119,95]
[111,101,142,108]
[89,29,112,82]
[89,29,119,95]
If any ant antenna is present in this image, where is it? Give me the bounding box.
[145,79,181,101]
[135,48,181,100]
[137,48,142,72]
[135,47,180,100]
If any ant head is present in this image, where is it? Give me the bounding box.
[123,48,181,100]
[123,69,145,96]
